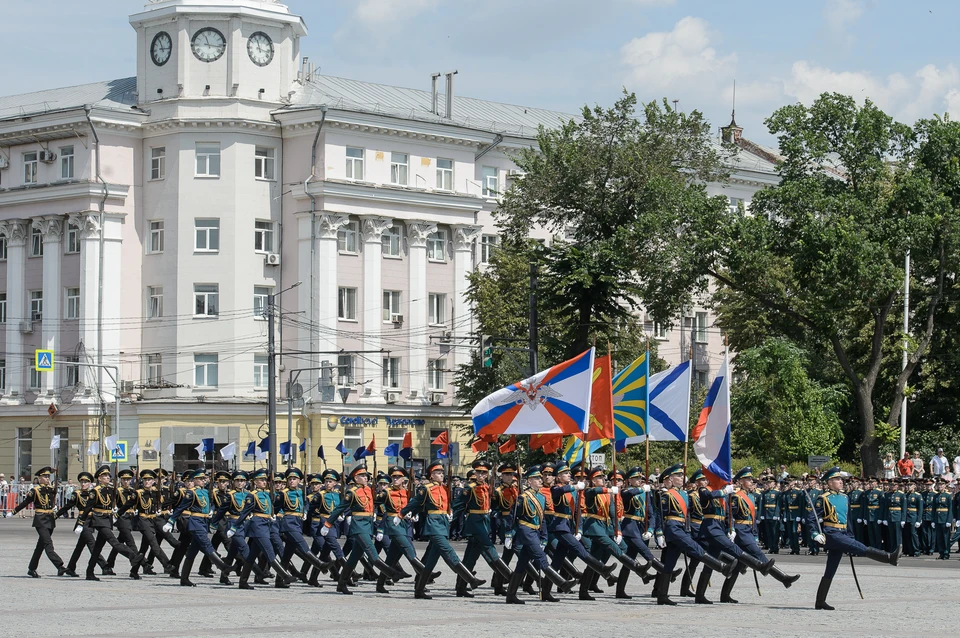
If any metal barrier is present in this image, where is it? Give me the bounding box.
[0,483,76,516]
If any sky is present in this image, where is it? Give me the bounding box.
[4,0,960,146]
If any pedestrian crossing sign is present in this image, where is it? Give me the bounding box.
[35,349,54,372]
[110,441,128,462]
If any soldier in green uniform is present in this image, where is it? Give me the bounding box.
[801,476,822,555]
[760,476,781,553]
[376,466,437,593]
[782,477,803,554]
[885,478,906,553]
[848,478,864,544]
[920,479,935,554]
[452,459,513,598]
[863,478,883,549]
[932,479,953,559]
[904,479,924,556]
[8,466,66,577]
[490,463,519,595]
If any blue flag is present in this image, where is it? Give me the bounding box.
[299,440,306,452]
[383,443,400,458]
[202,437,215,453]
[317,445,325,460]
[353,446,371,461]
[399,447,412,462]
[258,436,270,452]
[245,441,256,457]
[335,440,348,455]
[279,441,291,456]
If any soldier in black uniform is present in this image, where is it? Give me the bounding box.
[130,469,174,578]
[77,465,144,580]
[56,471,110,577]
[7,466,66,577]
[105,469,140,573]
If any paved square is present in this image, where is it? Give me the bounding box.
[1,519,956,638]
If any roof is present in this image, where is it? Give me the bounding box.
[0,78,138,120]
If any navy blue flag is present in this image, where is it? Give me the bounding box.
[279,441,291,456]
[202,438,215,453]
[245,441,256,457]
[335,440,348,455]
[383,443,400,458]
[258,436,270,452]
[299,440,306,452]
[353,446,371,461]
[317,445,325,460]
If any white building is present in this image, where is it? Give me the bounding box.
[0,0,778,480]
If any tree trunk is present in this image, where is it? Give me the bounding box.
[856,385,881,478]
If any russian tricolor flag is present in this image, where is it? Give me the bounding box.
[691,353,732,490]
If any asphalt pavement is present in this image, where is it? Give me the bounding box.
[1,518,957,638]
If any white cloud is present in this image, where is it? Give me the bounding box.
[353,0,440,26]
[823,0,865,40]
[620,16,736,90]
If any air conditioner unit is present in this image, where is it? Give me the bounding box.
[391,313,404,326]
[507,169,525,177]
[38,150,57,163]
[430,393,444,404]
[0,156,9,169]
[121,380,135,393]
[385,391,400,404]
[19,321,33,334]
[264,253,281,266]
[440,330,452,343]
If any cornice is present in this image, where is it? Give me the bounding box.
[0,181,130,209]
[298,178,487,213]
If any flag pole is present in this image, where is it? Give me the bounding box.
[683,331,693,478]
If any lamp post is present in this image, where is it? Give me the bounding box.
[268,281,301,480]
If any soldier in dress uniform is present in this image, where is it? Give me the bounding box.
[679,469,706,598]
[490,463,519,594]
[276,467,331,585]
[8,466,66,578]
[920,478,936,554]
[231,468,295,589]
[402,460,485,599]
[502,465,576,604]
[308,469,346,585]
[760,476,781,553]
[885,478,906,553]
[376,466,434,593]
[617,466,675,599]
[163,469,229,586]
[864,478,884,549]
[453,459,514,598]
[197,471,232,578]
[212,469,249,586]
[105,469,140,574]
[56,471,110,577]
[782,477,804,554]
[690,468,748,604]
[904,479,924,557]
[932,479,953,559]
[805,467,899,610]
[848,477,864,544]
[77,465,144,581]
[654,464,737,606]
[801,475,822,555]
[129,469,173,578]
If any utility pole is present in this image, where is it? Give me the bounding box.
[529,260,538,375]
[900,250,910,458]
[267,282,301,479]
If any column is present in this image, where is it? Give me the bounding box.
[405,221,437,405]
[451,224,482,380]
[0,220,28,405]
[315,213,349,401]
[69,212,101,404]
[100,214,123,403]
[35,216,63,404]
[296,212,318,402]
[359,216,393,404]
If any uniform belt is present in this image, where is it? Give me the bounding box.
[35,509,54,514]
[787,506,799,510]
[703,514,725,520]
[253,513,272,518]
[353,512,375,517]
[226,514,239,519]
[764,505,777,508]
[937,508,949,512]
[468,509,490,515]
[501,511,512,516]
[427,510,447,516]
[140,514,156,519]
[519,520,540,529]
[551,512,572,519]
[184,512,210,518]
[868,505,879,509]
[624,514,646,521]
[584,513,608,520]
[888,507,901,510]
[665,516,685,522]
[734,519,753,525]
[824,522,846,529]
[93,508,113,514]
[277,512,303,517]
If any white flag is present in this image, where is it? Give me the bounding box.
[105,434,119,453]
[130,442,140,458]
[194,442,205,461]
[50,435,61,450]
[86,441,100,457]
[152,439,161,451]
[219,442,237,461]
[254,448,267,461]
[167,442,175,456]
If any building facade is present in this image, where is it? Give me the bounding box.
[0,0,778,480]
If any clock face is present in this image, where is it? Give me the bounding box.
[247,32,274,67]
[150,31,172,67]
[191,27,226,63]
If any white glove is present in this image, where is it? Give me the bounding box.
[900,522,905,528]
[915,522,921,528]
[227,529,236,539]
[642,485,651,493]
[4,512,11,518]
[813,533,826,545]
[656,535,666,549]
[932,523,936,528]
[641,531,653,541]
[447,513,453,521]
[162,522,173,533]
[392,516,400,525]
[74,525,83,534]
[412,515,419,522]
[403,512,413,520]
[504,537,513,550]
[320,525,330,537]
[856,518,862,524]
[795,517,800,523]
[270,515,277,522]
[574,532,582,541]
[727,530,737,541]
[376,531,384,542]
[575,482,585,491]
[722,485,735,495]
[337,515,345,522]
[609,486,619,495]
[112,507,118,514]
[346,516,352,526]
[881,520,888,526]
[614,534,622,545]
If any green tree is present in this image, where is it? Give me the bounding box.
[731,338,845,463]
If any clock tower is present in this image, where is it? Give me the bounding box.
[129,0,307,110]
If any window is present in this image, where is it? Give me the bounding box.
[694,370,708,389]
[0,359,4,390]
[382,290,401,322]
[343,428,363,456]
[23,152,38,184]
[382,357,400,389]
[480,234,498,264]
[727,196,744,214]
[345,147,364,180]
[253,354,268,389]
[255,147,275,180]
[149,220,164,254]
[66,288,80,320]
[194,353,219,387]
[0,237,6,260]
[195,143,221,177]
[381,225,401,257]
[60,146,74,179]
[426,230,445,262]
[195,219,220,252]
[31,226,43,257]
[428,293,446,325]
[253,286,271,319]
[65,357,79,387]
[150,147,165,180]
[147,354,162,385]
[65,224,80,254]
[194,284,219,317]
[694,311,708,343]
[254,221,274,253]
[653,322,668,340]
[30,291,42,321]
[0,293,5,323]
[428,358,446,390]
[338,287,357,320]
[482,166,498,197]
[337,354,355,385]
[436,158,453,190]
[338,220,358,253]
[390,152,408,185]
[148,286,163,319]
[15,427,32,480]
[30,366,41,390]
[387,428,405,455]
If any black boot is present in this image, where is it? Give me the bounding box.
[543,566,576,593]
[588,569,603,593]
[522,568,538,596]
[336,569,353,595]
[615,566,632,599]
[540,579,559,602]
[491,571,506,595]
[578,568,596,601]
[583,553,618,586]
[815,577,834,610]
[490,557,513,583]
[414,567,432,599]
[679,568,695,597]
[374,559,405,582]
[738,551,775,576]
[654,571,676,605]
[701,552,738,579]
[865,546,900,566]
[505,568,525,605]
[270,558,295,585]
[616,554,650,580]
[694,568,713,604]
[205,552,228,573]
[179,554,197,587]
[455,574,474,598]
[720,570,739,603]
[376,570,391,594]
[453,562,486,589]
[769,565,801,588]
[308,566,321,587]
[238,561,255,590]
[561,557,583,581]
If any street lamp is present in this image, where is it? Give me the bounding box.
[268,281,301,478]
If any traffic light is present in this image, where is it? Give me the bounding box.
[481,335,494,368]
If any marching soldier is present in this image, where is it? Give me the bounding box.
[231,468,295,588]
[308,469,346,585]
[105,469,140,574]
[77,465,144,580]
[617,467,675,599]
[401,460,485,599]
[490,463,519,594]
[276,468,331,585]
[805,467,899,610]
[163,469,229,586]
[7,466,66,577]
[678,471,705,598]
[690,468,750,604]
[130,469,173,578]
[377,466,436,593]
[197,471,232,578]
[56,471,110,577]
